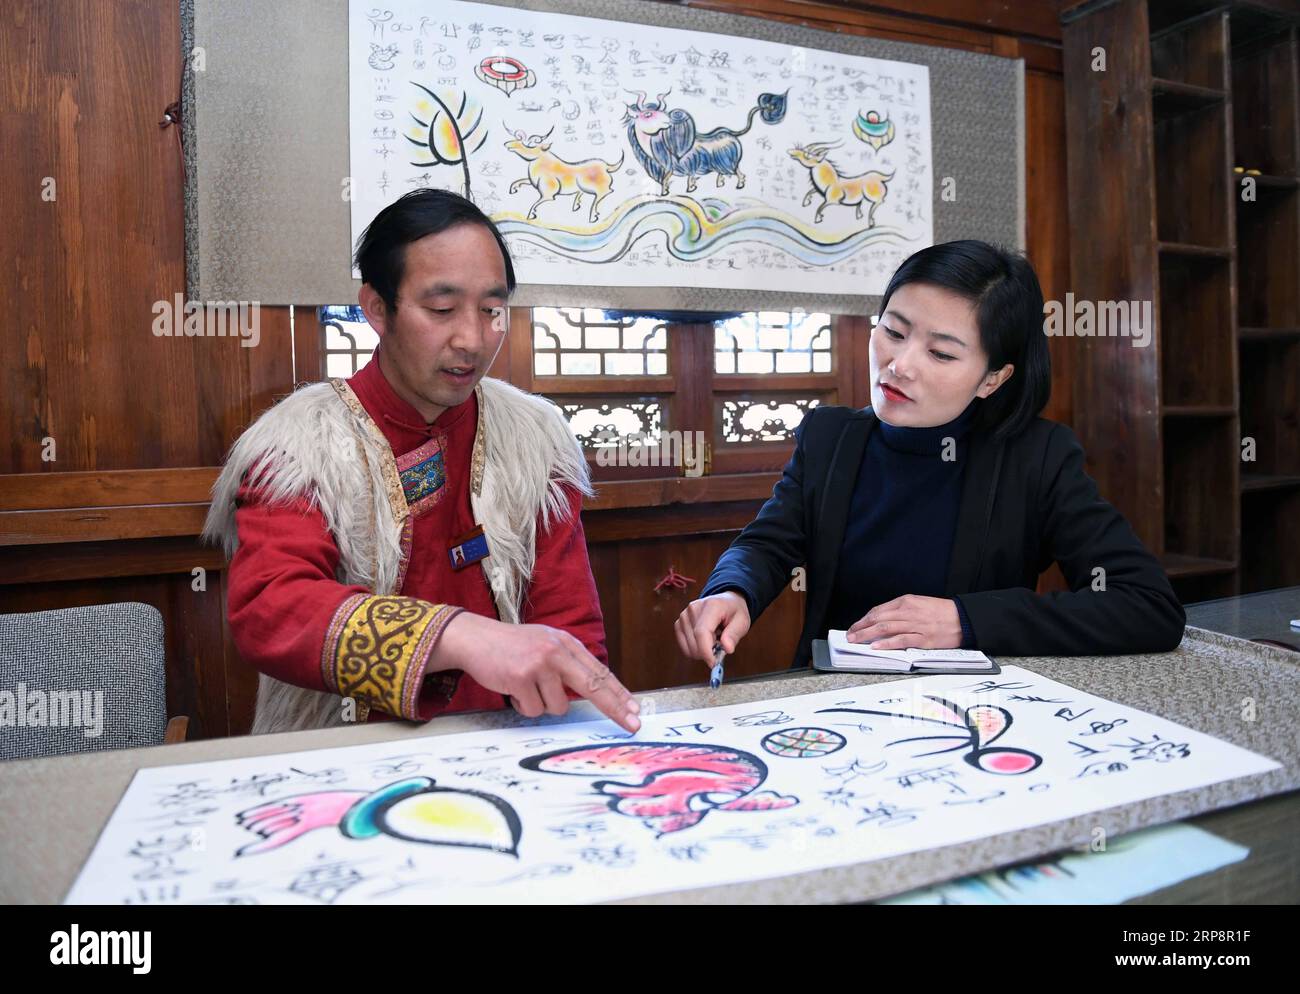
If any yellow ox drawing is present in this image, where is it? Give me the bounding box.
[788,142,894,226]
[505,126,625,224]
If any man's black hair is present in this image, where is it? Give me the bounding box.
[353,188,517,312]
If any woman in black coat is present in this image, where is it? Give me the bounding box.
[675,240,1185,669]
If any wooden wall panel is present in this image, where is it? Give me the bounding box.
[1061,0,1163,553]
[1,0,251,474]
[0,572,229,740]
[600,530,805,693]
[218,569,259,738]
[1026,69,1073,427]
[705,0,1065,42]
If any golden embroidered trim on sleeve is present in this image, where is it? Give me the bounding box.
[320,594,463,720]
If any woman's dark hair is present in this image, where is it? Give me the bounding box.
[353,188,517,311]
[878,239,1051,439]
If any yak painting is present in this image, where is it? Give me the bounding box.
[622,89,788,196]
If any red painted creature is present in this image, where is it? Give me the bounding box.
[521,743,799,836]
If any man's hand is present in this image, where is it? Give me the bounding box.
[846,594,962,650]
[437,612,641,733]
[674,591,752,669]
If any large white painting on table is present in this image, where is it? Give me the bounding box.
[66,667,1278,904]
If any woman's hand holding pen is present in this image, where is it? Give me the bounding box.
[846,594,962,650]
[674,591,751,668]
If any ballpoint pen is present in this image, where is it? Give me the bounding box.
[710,641,726,689]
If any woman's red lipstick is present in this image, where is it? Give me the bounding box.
[880,382,912,402]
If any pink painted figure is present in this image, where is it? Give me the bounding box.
[521,743,799,836]
[235,790,365,856]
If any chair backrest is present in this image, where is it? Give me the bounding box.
[0,602,167,761]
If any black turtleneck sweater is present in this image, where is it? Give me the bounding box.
[823,400,978,646]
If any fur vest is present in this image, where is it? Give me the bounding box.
[203,376,591,734]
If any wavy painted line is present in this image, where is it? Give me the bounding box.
[492,193,919,267]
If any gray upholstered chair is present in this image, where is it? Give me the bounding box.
[0,602,187,762]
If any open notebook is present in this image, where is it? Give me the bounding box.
[826,629,996,673]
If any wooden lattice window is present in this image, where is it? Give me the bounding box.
[320,305,378,378]
[512,306,858,480]
[720,396,823,444]
[555,397,664,448]
[309,302,863,484]
[508,306,678,479]
[532,307,668,377]
[715,311,833,375]
[708,309,847,474]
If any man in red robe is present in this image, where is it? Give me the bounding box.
[205,190,640,736]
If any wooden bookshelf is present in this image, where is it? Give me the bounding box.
[1063,0,1300,603]
[1234,3,1300,593]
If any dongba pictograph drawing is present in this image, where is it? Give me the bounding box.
[235,777,523,857]
[817,696,1042,775]
[348,0,936,295]
[66,667,1279,904]
[520,743,798,835]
